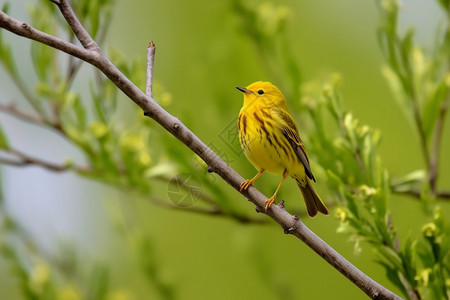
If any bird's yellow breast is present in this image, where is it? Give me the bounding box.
[238,106,305,180]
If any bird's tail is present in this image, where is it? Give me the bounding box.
[296,177,329,217]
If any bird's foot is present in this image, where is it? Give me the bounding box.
[265,196,276,212]
[240,179,253,192]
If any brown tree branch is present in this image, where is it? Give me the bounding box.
[0,5,402,299]
[429,95,449,195]
[2,146,262,223]
[0,148,91,174]
[392,187,450,200]
[0,102,46,126]
[148,196,268,224]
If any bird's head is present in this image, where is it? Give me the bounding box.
[236,81,287,109]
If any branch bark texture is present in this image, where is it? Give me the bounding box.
[0,3,402,299]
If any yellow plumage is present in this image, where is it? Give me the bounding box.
[236,81,328,217]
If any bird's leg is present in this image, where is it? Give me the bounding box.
[265,169,289,211]
[240,169,265,192]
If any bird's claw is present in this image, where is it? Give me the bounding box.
[265,197,276,212]
[240,179,252,192]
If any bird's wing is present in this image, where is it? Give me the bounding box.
[274,107,316,182]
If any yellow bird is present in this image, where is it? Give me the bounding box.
[236,81,328,217]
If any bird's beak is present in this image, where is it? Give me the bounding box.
[236,86,253,94]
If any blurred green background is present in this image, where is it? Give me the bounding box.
[1,0,449,299]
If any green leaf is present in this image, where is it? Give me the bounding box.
[344,192,361,220]
[376,244,404,272]
[391,169,426,192]
[376,259,409,297]
[416,240,435,268]
[325,169,345,191]
[361,134,375,183]
[61,91,87,133]
[400,28,415,80]
[343,113,357,148]
[31,43,53,81]
[89,0,100,38]
[0,124,9,150]
[381,65,414,125]
[401,28,414,59]
[72,94,87,131]
[87,264,109,300]
[375,170,390,217]
[422,78,449,140]
[0,23,16,75]
[400,236,418,285]
[28,1,56,80]
[144,163,175,178]
[1,2,10,13]
[89,80,107,123]
[436,0,450,11]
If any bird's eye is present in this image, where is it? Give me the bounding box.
[257,90,264,95]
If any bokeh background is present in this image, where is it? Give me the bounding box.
[1,0,449,299]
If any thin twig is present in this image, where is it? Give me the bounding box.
[0,103,45,125]
[146,41,155,97]
[55,1,100,52]
[0,102,68,138]
[0,6,402,299]
[149,196,268,224]
[155,174,217,206]
[65,7,112,88]
[429,96,449,194]
[392,187,450,200]
[0,148,91,174]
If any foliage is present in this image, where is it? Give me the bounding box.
[378,0,450,195]
[302,74,449,299]
[0,191,115,300]
[288,0,450,298]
